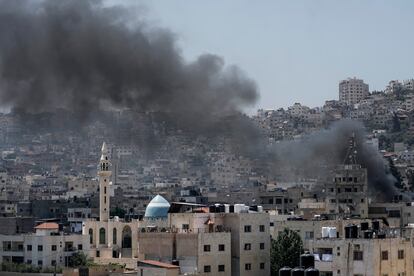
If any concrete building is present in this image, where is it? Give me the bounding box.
[137,208,270,276]
[324,136,368,218]
[339,78,369,105]
[0,222,89,269]
[310,229,414,276]
[137,260,180,276]
[83,143,270,276]
[83,143,146,261]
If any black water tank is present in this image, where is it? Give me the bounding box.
[363,230,373,239]
[304,268,319,276]
[360,222,369,231]
[372,221,380,231]
[291,267,305,276]
[229,205,234,213]
[209,205,216,213]
[300,252,315,269]
[249,205,258,212]
[279,266,291,276]
[218,204,225,213]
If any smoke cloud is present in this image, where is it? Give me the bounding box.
[0,0,258,130]
[268,120,398,200]
[0,1,401,200]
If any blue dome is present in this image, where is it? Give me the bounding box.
[144,195,170,219]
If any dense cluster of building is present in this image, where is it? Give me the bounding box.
[1,77,414,275]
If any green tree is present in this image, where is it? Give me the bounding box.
[271,228,303,276]
[111,207,126,218]
[69,252,93,267]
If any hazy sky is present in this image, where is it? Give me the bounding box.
[114,0,414,111]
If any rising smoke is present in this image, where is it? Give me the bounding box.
[268,119,398,200]
[0,0,400,199]
[0,0,258,128]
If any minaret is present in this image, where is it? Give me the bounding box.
[98,142,111,222]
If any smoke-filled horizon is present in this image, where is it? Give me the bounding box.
[0,0,401,200]
[267,120,398,200]
[0,0,258,125]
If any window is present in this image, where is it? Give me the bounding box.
[259,225,265,232]
[353,250,363,261]
[305,231,314,240]
[51,245,57,251]
[245,263,251,271]
[51,260,56,266]
[99,228,106,245]
[113,228,117,245]
[218,244,225,251]
[244,243,251,250]
[398,250,404,259]
[218,265,225,272]
[104,186,106,194]
[89,229,93,244]
[38,260,43,266]
[182,224,189,230]
[78,244,83,250]
[38,245,43,252]
[381,251,388,260]
[27,245,32,251]
[204,245,211,252]
[260,243,265,250]
[260,262,265,269]
[204,265,211,273]
[27,260,32,264]
[244,225,251,232]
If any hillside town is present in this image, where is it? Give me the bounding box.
[0,77,414,275]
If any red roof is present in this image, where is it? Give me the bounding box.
[34,222,59,230]
[138,260,179,269]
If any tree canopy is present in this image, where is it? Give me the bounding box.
[271,228,303,275]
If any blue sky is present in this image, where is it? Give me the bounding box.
[114,1,414,111]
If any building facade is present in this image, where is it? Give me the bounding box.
[339,78,369,105]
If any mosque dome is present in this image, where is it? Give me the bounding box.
[144,195,170,219]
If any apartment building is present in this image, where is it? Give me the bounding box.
[0,222,89,269]
[309,230,414,276]
[339,78,369,105]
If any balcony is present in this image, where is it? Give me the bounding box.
[2,242,24,252]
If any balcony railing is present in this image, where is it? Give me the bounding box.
[138,227,231,234]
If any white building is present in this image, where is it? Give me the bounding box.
[0,222,89,269]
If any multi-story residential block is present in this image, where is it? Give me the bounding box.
[386,80,403,94]
[0,222,89,269]
[339,78,369,105]
[310,229,414,276]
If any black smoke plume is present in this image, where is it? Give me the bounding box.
[268,120,398,200]
[0,0,400,200]
[0,0,258,134]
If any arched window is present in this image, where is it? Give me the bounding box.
[88,229,93,244]
[122,226,132,248]
[99,228,106,245]
[113,228,117,245]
